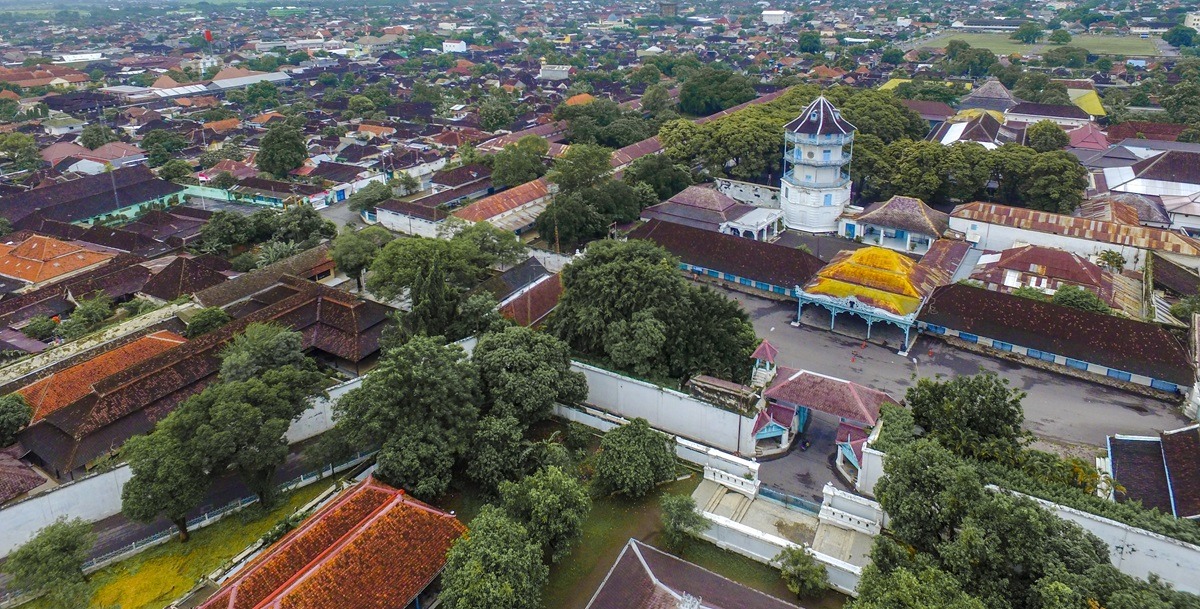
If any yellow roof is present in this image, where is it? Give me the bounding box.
[950,108,1006,123]
[802,246,943,316]
[1068,89,1106,117]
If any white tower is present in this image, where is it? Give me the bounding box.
[780,96,856,233]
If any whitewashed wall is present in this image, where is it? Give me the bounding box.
[573,362,758,455]
[716,178,781,209]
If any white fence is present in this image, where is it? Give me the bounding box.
[1004,488,1200,595]
[573,362,757,454]
[554,404,759,480]
[819,484,885,536]
[704,466,760,497]
[699,511,862,596]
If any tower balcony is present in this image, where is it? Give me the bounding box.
[785,151,852,167]
[783,170,851,189]
[786,132,854,146]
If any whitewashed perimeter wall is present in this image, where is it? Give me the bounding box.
[1009,489,1200,595]
[0,465,133,556]
[573,362,758,455]
[716,178,781,209]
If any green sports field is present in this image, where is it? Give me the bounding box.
[921,32,1162,56]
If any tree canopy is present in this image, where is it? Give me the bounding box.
[0,392,32,446]
[440,506,548,609]
[548,239,757,382]
[498,466,590,563]
[678,66,756,115]
[1025,120,1069,153]
[491,135,549,189]
[594,418,677,498]
[257,125,307,177]
[2,518,95,609]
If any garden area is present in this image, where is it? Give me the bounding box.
[19,480,336,609]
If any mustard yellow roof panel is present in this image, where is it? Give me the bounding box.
[1069,89,1106,117]
[805,277,923,315]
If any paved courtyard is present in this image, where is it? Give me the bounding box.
[721,288,1193,451]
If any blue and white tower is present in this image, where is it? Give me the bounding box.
[780,96,856,233]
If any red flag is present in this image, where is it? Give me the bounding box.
[204,30,213,43]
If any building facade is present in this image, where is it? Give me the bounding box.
[780,96,855,233]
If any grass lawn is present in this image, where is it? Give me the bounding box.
[923,32,1161,56]
[24,481,336,609]
[543,474,848,609]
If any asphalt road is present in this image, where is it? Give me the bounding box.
[724,289,1192,450]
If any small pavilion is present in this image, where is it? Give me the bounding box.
[796,246,948,348]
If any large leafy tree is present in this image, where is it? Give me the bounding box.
[594,418,676,498]
[332,336,479,498]
[219,322,312,382]
[467,415,528,493]
[1020,150,1089,213]
[491,135,548,189]
[1026,120,1069,153]
[622,153,692,200]
[474,326,587,425]
[549,239,757,382]
[330,225,394,291]
[440,506,548,609]
[79,124,118,150]
[498,466,590,562]
[2,518,96,609]
[121,428,209,541]
[906,372,1029,463]
[660,494,708,551]
[271,203,336,247]
[777,546,828,598]
[534,191,605,249]
[836,89,927,144]
[0,393,32,446]
[547,143,612,193]
[874,439,986,553]
[678,66,756,115]
[1010,21,1044,44]
[852,564,985,609]
[257,125,307,177]
[0,133,43,171]
[1051,284,1111,314]
[345,181,393,214]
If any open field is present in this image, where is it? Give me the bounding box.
[922,32,1162,56]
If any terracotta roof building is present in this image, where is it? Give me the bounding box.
[969,244,1117,306]
[498,273,563,327]
[1106,425,1200,519]
[200,475,465,609]
[17,276,392,477]
[0,235,115,287]
[628,219,824,298]
[918,283,1194,390]
[452,178,553,233]
[585,538,800,609]
[839,195,949,256]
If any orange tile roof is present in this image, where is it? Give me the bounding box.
[565,93,596,106]
[204,118,241,133]
[0,235,115,284]
[200,476,465,609]
[453,178,551,222]
[18,331,186,422]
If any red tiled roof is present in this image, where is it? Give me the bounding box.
[0,235,115,284]
[764,369,897,425]
[17,330,187,422]
[453,178,551,222]
[200,476,465,609]
[499,273,562,327]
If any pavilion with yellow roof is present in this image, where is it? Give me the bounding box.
[797,245,950,348]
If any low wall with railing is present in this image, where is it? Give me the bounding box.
[699,511,862,596]
[704,465,759,497]
[820,483,885,535]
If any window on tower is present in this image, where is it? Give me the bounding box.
[823,194,833,206]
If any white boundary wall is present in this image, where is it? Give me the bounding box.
[573,362,757,454]
[0,465,133,555]
[1004,488,1200,595]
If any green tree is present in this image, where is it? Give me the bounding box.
[443,219,528,268]
[499,466,590,562]
[777,546,828,598]
[594,418,676,498]
[1096,250,1126,272]
[157,159,194,182]
[1011,21,1044,44]
[0,132,43,171]
[1020,150,1088,213]
[906,373,1029,463]
[623,154,692,200]
[271,203,336,247]
[440,506,548,609]
[628,63,663,86]
[678,66,756,115]
[474,326,587,425]
[491,135,549,189]
[886,140,946,202]
[947,48,998,78]
[535,192,605,249]
[882,47,905,65]
[333,336,479,498]
[347,94,375,118]
[330,225,393,291]
[345,181,392,214]
[0,393,32,446]
[367,238,476,300]
[2,518,95,608]
[406,254,460,337]
[257,125,307,177]
[875,439,986,552]
[219,322,311,382]
[1048,29,1072,45]
[660,494,708,551]
[639,83,672,116]
[79,124,118,150]
[121,428,209,541]
[1051,284,1111,314]
[140,129,188,167]
[1164,25,1197,48]
[198,211,253,254]
[852,565,985,609]
[209,171,238,189]
[185,307,232,338]
[549,239,756,382]
[1013,73,1071,105]
[467,415,528,493]
[1026,120,1070,153]
[479,96,516,132]
[798,31,823,53]
[22,315,58,341]
[58,293,113,340]
[547,143,612,193]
